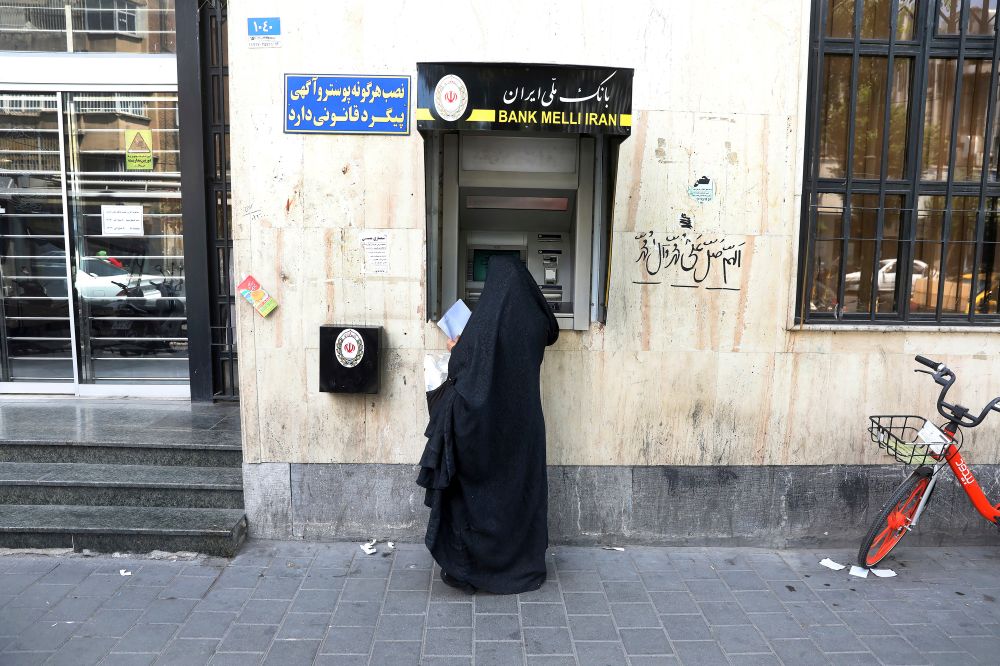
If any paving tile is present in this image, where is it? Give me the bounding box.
[420,658,472,666]
[827,653,881,665]
[104,586,163,610]
[428,601,473,627]
[837,610,899,636]
[602,581,648,603]
[786,601,843,627]
[368,639,421,665]
[672,640,728,665]
[0,651,52,665]
[749,611,807,639]
[726,655,781,666]
[662,614,712,640]
[807,624,867,653]
[235,599,289,625]
[732,590,785,613]
[262,638,320,665]
[374,612,425,641]
[339,577,386,602]
[475,640,525,666]
[331,601,380,627]
[251,577,301,600]
[475,613,521,641]
[475,593,518,614]
[649,590,699,614]
[521,602,568,627]
[275,612,330,639]
[140,598,199,624]
[568,615,617,641]
[154,638,219,665]
[770,638,828,665]
[563,592,610,615]
[698,601,750,626]
[112,623,179,653]
[209,654,263,666]
[74,608,143,637]
[558,571,603,592]
[288,588,339,613]
[178,611,237,639]
[610,602,659,628]
[217,623,277,653]
[860,635,930,665]
[575,640,628,665]
[620,627,672,655]
[3,619,77,652]
[523,627,573,655]
[711,624,770,654]
[348,557,391,578]
[719,570,768,591]
[196,587,252,613]
[45,636,117,665]
[42,594,104,621]
[300,568,348,590]
[425,627,474,655]
[685,579,735,602]
[103,653,157,666]
[320,624,375,654]
[388,569,431,591]
[382,590,428,614]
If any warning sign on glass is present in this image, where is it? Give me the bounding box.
[125,129,153,171]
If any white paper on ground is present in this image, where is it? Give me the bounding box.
[870,568,897,578]
[119,569,132,576]
[819,558,846,571]
[360,538,377,555]
[849,565,870,578]
[602,546,625,551]
[437,300,472,340]
[424,352,451,391]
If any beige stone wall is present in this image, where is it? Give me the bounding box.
[229,1,1000,468]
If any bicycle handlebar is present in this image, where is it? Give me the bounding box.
[914,355,1000,428]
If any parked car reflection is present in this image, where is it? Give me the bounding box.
[845,258,930,292]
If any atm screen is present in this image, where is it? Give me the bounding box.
[471,249,522,282]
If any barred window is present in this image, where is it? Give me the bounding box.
[798,0,1000,325]
[74,92,147,118]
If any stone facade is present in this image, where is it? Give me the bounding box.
[229,1,1000,541]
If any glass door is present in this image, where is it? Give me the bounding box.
[0,92,76,388]
[0,90,188,394]
[65,91,188,386]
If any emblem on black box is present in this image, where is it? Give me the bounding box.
[335,328,365,368]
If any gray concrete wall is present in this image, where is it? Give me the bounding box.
[244,462,1000,548]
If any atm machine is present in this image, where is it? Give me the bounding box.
[438,134,595,331]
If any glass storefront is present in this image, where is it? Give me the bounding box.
[0,90,187,389]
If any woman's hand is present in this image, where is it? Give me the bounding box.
[446,336,460,351]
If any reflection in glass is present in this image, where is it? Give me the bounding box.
[922,59,957,180]
[827,0,855,37]
[854,58,889,179]
[953,59,993,181]
[820,57,852,178]
[968,0,998,35]
[844,195,879,314]
[0,0,176,54]
[861,0,892,39]
[811,240,842,312]
[898,0,917,40]
[938,0,962,34]
[912,198,945,313]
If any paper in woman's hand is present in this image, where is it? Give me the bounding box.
[437,300,471,340]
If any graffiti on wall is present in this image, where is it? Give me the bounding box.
[633,230,745,291]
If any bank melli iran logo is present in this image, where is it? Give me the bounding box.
[335,328,365,368]
[434,74,468,121]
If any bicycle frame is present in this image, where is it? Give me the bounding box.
[909,439,1000,530]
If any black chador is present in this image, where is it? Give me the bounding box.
[417,255,559,594]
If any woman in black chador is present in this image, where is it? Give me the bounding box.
[417,255,559,594]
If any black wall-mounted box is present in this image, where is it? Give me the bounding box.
[319,325,381,394]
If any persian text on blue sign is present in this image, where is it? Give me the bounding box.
[284,75,410,135]
[247,17,280,36]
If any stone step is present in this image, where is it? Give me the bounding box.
[0,439,242,468]
[0,504,247,556]
[0,462,243,509]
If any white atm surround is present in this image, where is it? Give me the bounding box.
[439,133,595,331]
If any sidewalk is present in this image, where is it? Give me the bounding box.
[1,541,998,665]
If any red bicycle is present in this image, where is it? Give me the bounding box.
[859,355,1000,567]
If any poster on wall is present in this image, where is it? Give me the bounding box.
[124,130,153,171]
[359,231,390,275]
[415,62,633,135]
[284,74,410,135]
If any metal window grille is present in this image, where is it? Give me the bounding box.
[798,0,1000,325]
[74,93,147,118]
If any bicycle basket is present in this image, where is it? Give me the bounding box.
[868,415,962,465]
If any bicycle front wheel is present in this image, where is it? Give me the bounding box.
[858,472,931,568]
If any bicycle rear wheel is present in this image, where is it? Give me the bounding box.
[858,472,931,568]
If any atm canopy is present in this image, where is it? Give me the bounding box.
[416,62,634,136]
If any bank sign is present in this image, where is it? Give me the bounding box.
[416,62,633,135]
